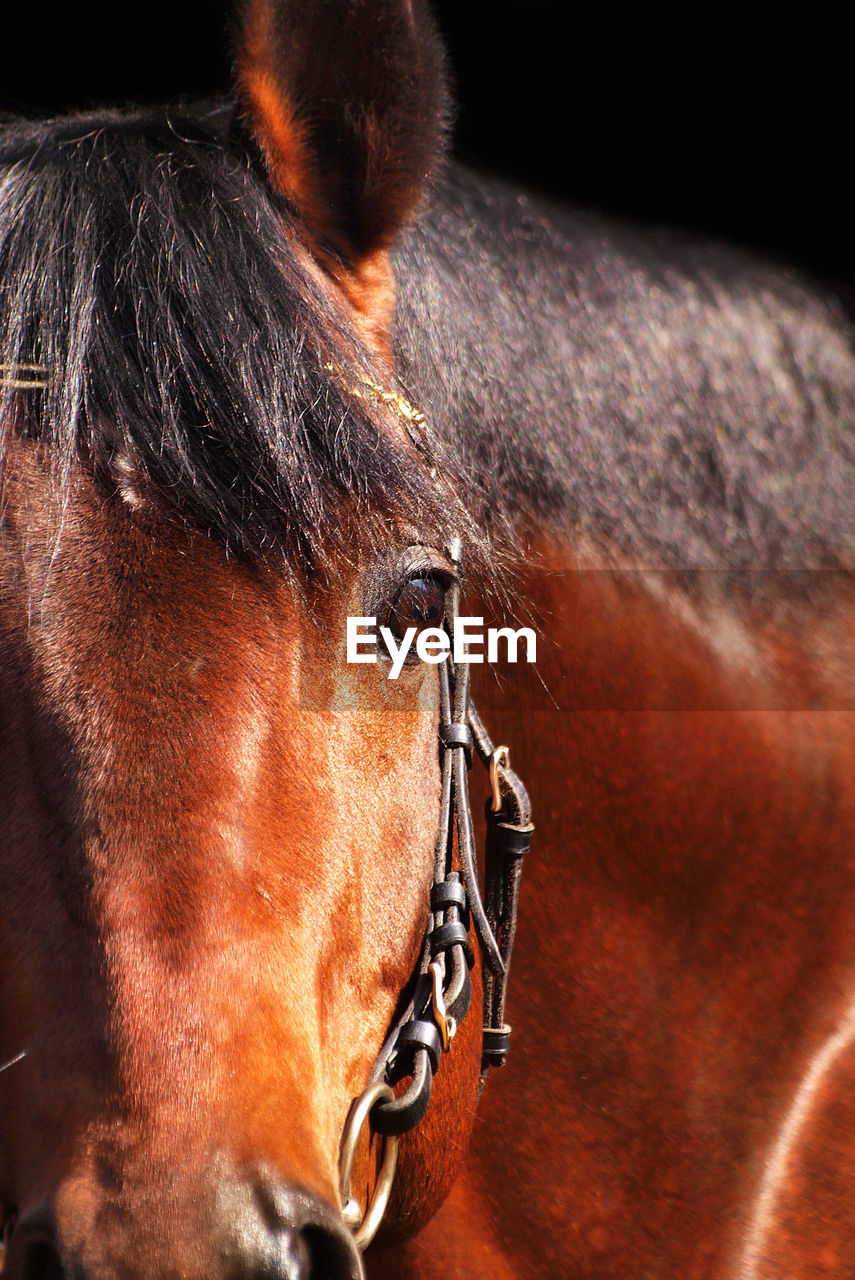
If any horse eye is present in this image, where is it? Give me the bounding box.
[387,575,448,640]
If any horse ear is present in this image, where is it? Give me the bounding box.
[235,0,449,345]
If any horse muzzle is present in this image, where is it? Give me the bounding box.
[1,1176,363,1280]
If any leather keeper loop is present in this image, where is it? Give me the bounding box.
[430,920,474,967]
[439,722,473,766]
[482,1024,512,1062]
[397,1019,443,1074]
[372,1049,432,1136]
[430,874,468,915]
[494,823,534,859]
[439,722,473,750]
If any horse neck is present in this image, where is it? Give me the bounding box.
[393,164,855,585]
[454,538,855,1279]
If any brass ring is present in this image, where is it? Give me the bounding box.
[489,745,510,813]
[338,1081,399,1251]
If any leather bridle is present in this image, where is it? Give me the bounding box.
[338,538,533,1249]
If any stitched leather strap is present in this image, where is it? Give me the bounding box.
[369,557,532,1136]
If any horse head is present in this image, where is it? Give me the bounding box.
[0,3,518,1276]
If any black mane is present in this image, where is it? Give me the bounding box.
[394,171,855,572]
[0,104,475,572]
[4,102,855,580]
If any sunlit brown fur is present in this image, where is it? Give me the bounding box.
[370,532,855,1277]
[0,436,459,1276]
[1,3,467,1272]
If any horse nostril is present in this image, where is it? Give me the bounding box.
[239,1225,355,1280]
[244,1228,310,1280]
[19,1238,65,1280]
[2,1208,66,1280]
[299,1223,363,1280]
[2,1207,67,1280]
[223,1177,363,1280]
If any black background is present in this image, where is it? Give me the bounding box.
[2,3,849,283]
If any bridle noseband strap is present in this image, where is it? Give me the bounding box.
[342,549,533,1242]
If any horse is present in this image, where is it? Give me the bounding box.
[4,1,855,1278]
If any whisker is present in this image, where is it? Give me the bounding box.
[0,1050,27,1074]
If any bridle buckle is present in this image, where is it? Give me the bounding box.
[429,959,457,1052]
[489,745,511,813]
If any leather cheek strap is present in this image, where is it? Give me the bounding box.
[367,597,532,1138]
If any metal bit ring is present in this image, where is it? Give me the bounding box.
[338,1081,399,1250]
